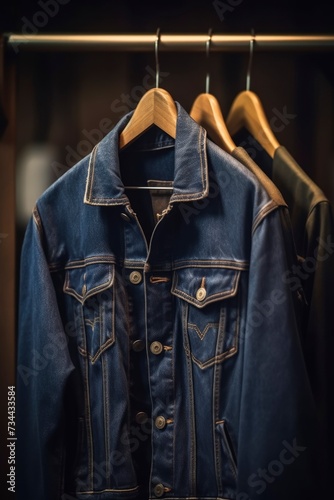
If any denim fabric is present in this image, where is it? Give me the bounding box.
[17,104,316,500]
[233,132,334,496]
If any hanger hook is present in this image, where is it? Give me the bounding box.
[246,29,255,91]
[206,28,213,94]
[155,28,161,88]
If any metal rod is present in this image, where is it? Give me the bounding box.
[5,33,334,52]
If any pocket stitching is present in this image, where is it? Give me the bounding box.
[63,265,115,304]
[64,264,115,363]
[172,270,240,308]
[187,303,239,370]
[188,322,219,340]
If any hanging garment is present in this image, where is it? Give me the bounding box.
[231,146,302,302]
[233,131,334,493]
[272,146,334,490]
[17,104,316,500]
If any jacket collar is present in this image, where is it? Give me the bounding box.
[84,102,209,206]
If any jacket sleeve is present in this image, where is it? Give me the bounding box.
[17,208,75,500]
[303,201,334,490]
[236,207,317,500]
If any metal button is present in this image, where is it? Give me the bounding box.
[135,412,148,425]
[155,416,166,429]
[132,340,145,352]
[121,212,130,222]
[153,483,165,498]
[196,287,207,301]
[150,341,163,355]
[129,271,142,284]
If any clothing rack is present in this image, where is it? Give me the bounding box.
[5,33,334,52]
[1,30,334,443]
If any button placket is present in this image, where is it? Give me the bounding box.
[135,412,149,425]
[155,416,166,430]
[132,339,145,352]
[145,270,174,499]
[153,483,165,498]
[150,341,163,355]
[129,271,142,284]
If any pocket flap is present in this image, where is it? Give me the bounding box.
[171,267,240,308]
[64,263,114,304]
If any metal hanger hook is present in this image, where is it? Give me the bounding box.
[246,29,255,91]
[205,28,213,94]
[155,28,161,88]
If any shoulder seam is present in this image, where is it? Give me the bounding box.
[252,200,279,234]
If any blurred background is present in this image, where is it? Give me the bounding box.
[0,1,334,497]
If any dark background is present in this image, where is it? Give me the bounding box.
[1,1,334,498]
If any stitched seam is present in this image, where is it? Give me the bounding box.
[102,352,110,487]
[198,127,205,190]
[252,200,278,233]
[170,129,209,203]
[218,307,226,363]
[86,196,129,204]
[199,127,209,197]
[191,347,237,370]
[64,266,114,304]
[81,327,94,490]
[213,313,224,497]
[84,267,113,300]
[72,486,140,494]
[234,292,241,359]
[173,260,249,271]
[90,338,115,364]
[89,144,98,201]
[84,143,98,203]
[85,318,100,329]
[172,280,239,307]
[188,322,219,340]
[171,192,206,202]
[86,365,94,488]
[169,285,175,494]
[306,200,330,223]
[51,258,249,273]
[143,275,154,498]
[51,256,117,272]
[184,301,197,495]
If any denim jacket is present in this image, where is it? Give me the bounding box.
[17,104,316,500]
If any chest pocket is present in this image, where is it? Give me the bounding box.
[63,263,115,364]
[171,267,241,370]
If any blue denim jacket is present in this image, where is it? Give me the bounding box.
[17,104,316,500]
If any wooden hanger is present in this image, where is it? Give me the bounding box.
[119,29,176,191]
[226,90,280,158]
[190,92,235,153]
[226,32,279,158]
[120,28,177,151]
[119,87,177,149]
[189,29,235,154]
